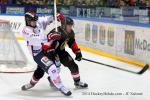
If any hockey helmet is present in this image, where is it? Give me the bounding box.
[25,11,38,26]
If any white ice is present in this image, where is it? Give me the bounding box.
[0,40,150,100]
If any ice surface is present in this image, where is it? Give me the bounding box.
[0,41,150,100]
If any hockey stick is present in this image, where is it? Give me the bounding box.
[82,58,149,75]
[54,0,58,32]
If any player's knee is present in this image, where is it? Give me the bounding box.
[34,67,45,79]
[67,62,79,73]
[71,63,79,73]
[61,56,79,73]
[47,64,57,75]
[62,57,74,67]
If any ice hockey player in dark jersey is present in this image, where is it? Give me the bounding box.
[47,16,88,89]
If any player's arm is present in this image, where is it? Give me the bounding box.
[67,31,82,61]
[39,13,64,30]
[42,31,61,60]
[37,16,54,30]
[39,16,53,25]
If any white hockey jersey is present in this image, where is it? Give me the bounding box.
[21,16,53,56]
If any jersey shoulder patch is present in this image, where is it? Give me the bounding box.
[22,26,33,35]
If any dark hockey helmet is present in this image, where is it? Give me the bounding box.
[25,12,38,26]
[61,17,74,29]
[65,17,74,25]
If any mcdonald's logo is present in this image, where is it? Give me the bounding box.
[85,23,91,41]
[92,24,98,43]
[124,30,135,55]
[99,25,106,45]
[107,26,114,47]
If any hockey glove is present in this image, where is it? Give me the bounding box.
[75,51,82,61]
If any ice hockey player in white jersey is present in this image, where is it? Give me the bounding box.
[21,11,72,96]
